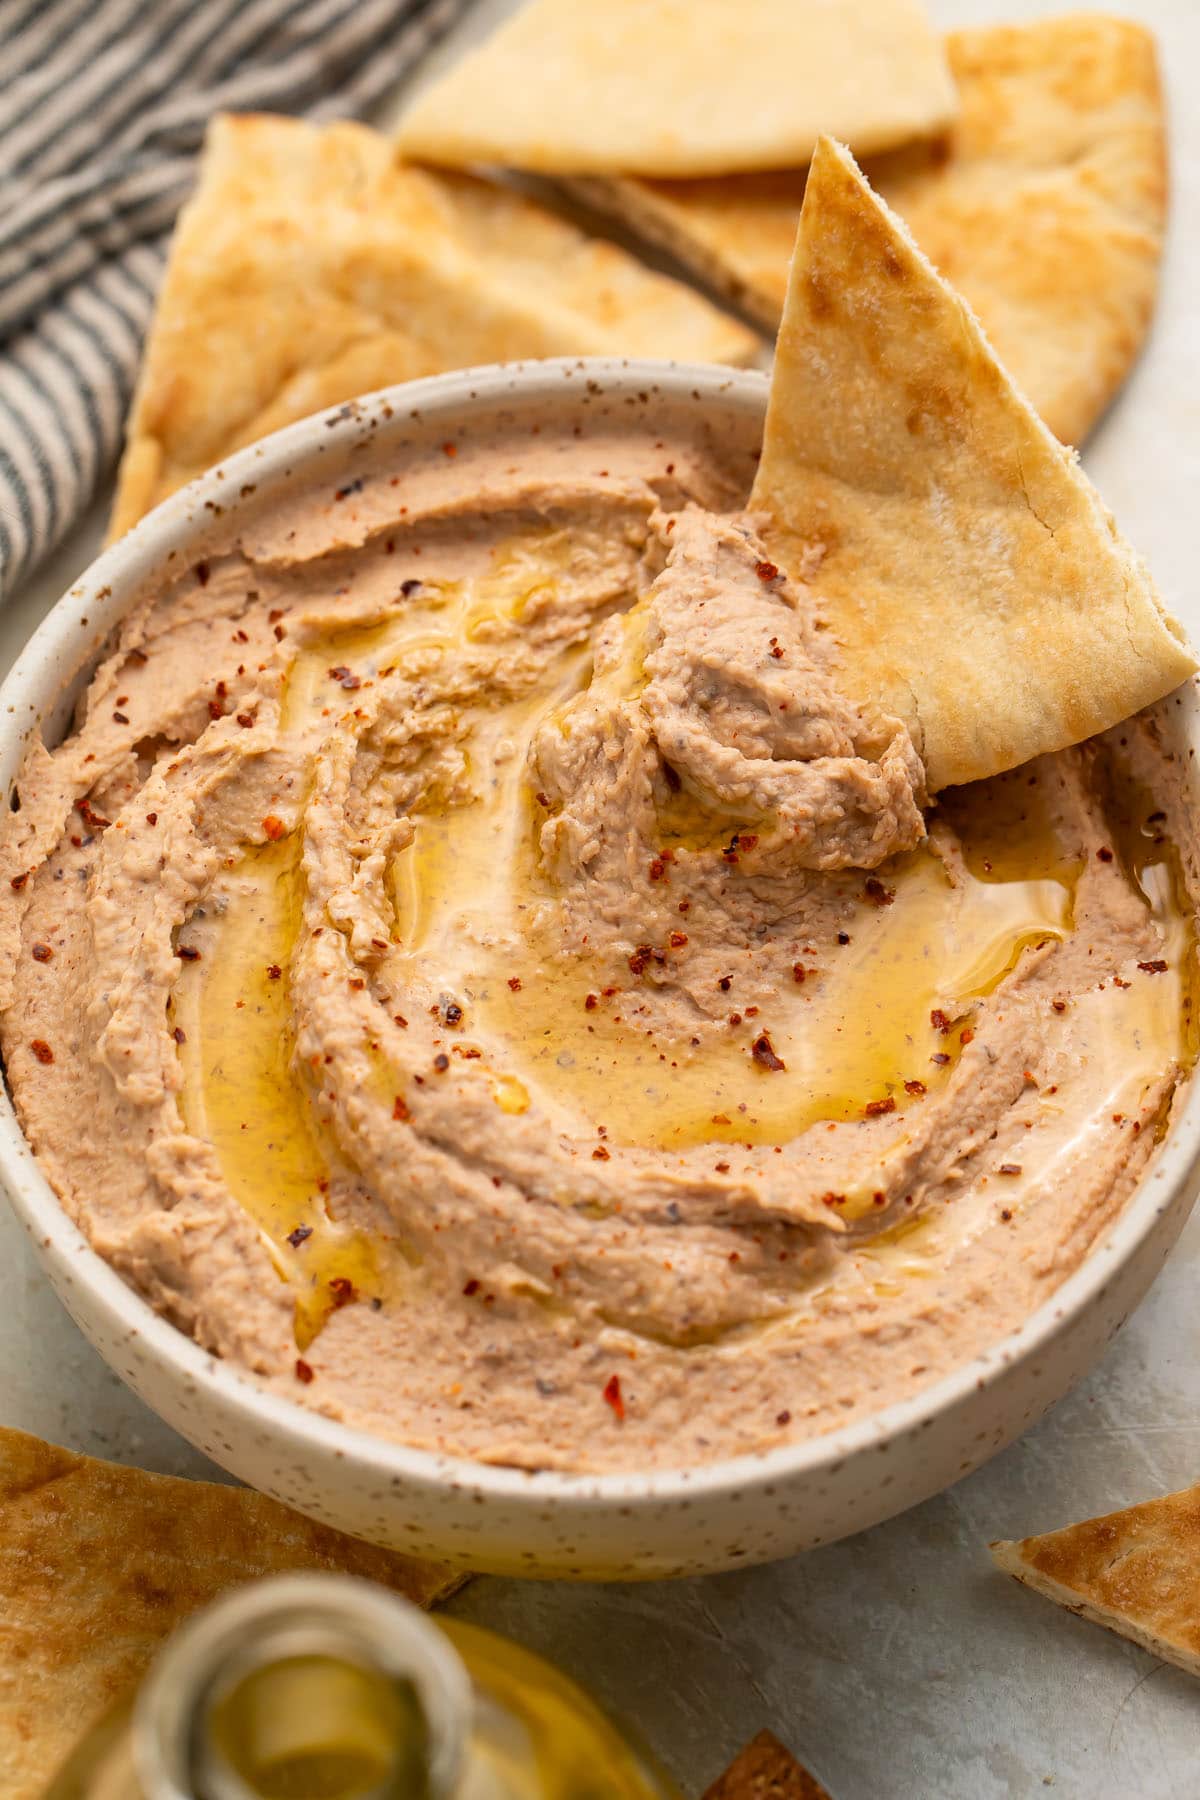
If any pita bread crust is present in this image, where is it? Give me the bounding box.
[573,16,1167,444]
[396,0,957,178]
[750,137,1193,793]
[703,1728,834,1799]
[0,1426,458,1799]
[991,1483,1200,1678]
[109,113,758,538]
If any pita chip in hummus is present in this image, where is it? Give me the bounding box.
[991,1483,1200,1679]
[396,0,956,178]
[569,15,1167,447]
[0,1426,457,1799]
[751,137,1194,793]
[109,112,758,537]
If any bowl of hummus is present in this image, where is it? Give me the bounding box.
[1,355,1198,1579]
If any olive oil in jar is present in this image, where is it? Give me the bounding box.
[43,1574,678,1800]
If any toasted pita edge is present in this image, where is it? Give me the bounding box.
[703,1729,834,1800]
[990,1535,1200,1678]
[750,137,1195,791]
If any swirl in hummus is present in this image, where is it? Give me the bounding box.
[0,425,1195,1473]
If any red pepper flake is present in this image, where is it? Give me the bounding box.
[274,624,286,642]
[930,1009,951,1033]
[603,1374,625,1421]
[176,945,201,961]
[268,609,284,623]
[719,976,733,993]
[1096,847,1114,862]
[506,976,522,992]
[393,1096,410,1121]
[931,1052,950,1066]
[822,1192,847,1207]
[328,665,362,691]
[462,1278,480,1297]
[776,1409,792,1426]
[146,812,158,826]
[715,1161,731,1173]
[904,1079,926,1096]
[173,1026,186,1044]
[1138,959,1168,974]
[442,442,457,457]
[78,798,110,831]
[873,1191,887,1207]
[286,1224,312,1248]
[865,1096,896,1117]
[628,945,655,976]
[584,993,598,1011]
[443,1000,463,1026]
[865,878,895,907]
[31,943,53,963]
[668,931,689,948]
[348,978,365,992]
[592,1145,611,1161]
[751,1032,786,1072]
[207,699,225,721]
[754,560,779,581]
[959,1027,975,1047]
[534,790,551,807]
[113,710,129,725]
[266,963,282,980]
[1052,999,1067,1013]
[10,871,28,890]
[648,856,668,881]
[262,816,286,841]
[294,1359,315,1384]
[236,713,255,728]
[998,1163,1022,1176]
[433,1053,450,1073]
[30,1039,54,1064]
[792,963,806,984]
[329,1276,356,1308]
[769,644,784,659]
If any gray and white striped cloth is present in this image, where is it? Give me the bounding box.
[0,0,468,599]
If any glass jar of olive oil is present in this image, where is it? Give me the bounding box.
[44,1575,678,1800]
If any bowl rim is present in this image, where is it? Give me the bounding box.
[3,352,1199,1510]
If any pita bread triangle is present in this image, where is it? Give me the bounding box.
[750,138,1194,793]
[0,1426,458,1799]
[991,1481,1200,1678]
[566,15,1167,448]
[109,113,758,539]
[396,0,957,179]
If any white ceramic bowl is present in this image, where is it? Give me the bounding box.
[3,359,1199,1580]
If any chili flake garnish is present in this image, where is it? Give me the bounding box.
[751,1032,786,1072]
[286,1225,312,1248]
[78,798,110,831]
[462,1278,480,1297]
[592,1145,611,1161]
[776,1410,792,1426]
[584,993,598,1011]
[10,872,28,890]
[1096,847,1113,862]
[669,930,689,948]
[508,976,522,991]
[865,1096,896,1117]
[433,1053,450,1073]
[30,1039,54,1064]
[864,878,895,907]
[998,1164,1022,1176]
[266,963,282,980]
[329,1276,356,1308]
[930,1009,951,1033]
[603,1374,625,1421]
[294,1359,315,1384]
[393,1096,410,1121]
[176,945,201,961]
[262,815,286,841]
[31,943,53,963]
[904,1079,926,1096]
[792,963,806,983]
[328,665,362,691]
[1138,959,1168,974]
[754,560,779,581]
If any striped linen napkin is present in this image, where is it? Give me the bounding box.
[0,0,468,601]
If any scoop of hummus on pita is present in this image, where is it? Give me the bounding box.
[0,147,1195,1474]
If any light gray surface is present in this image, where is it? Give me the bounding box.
[2,0,1199,1793]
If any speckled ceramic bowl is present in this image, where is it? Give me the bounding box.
[2,360,1199,1579]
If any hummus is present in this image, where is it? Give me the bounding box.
[1,424,1195,1473]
